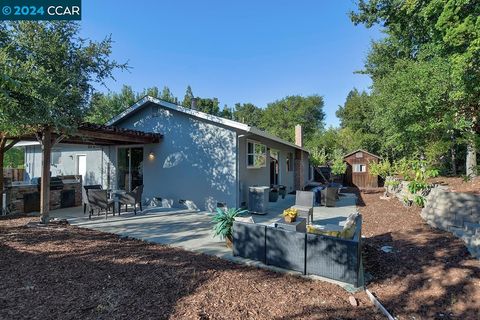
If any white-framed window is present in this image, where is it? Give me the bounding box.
[355,152,363,158]
[247,140,266,168]
[353,163,367,173]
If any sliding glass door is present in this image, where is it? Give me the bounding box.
[117,147,143,191]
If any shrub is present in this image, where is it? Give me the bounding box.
[212,208,248,240]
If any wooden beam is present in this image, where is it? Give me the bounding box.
[40,127,52,224]
[4,139,20,152]
[76,129,160,144]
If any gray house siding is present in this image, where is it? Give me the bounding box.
[237,135,298,206]
[115,104,238,211]
[24,144,112,187]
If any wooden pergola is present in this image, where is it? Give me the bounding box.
[7,123,163,223]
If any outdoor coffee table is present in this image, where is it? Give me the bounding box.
[274,217,307,233]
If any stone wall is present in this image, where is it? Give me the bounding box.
[384,176,433,205]
[421,188,480,230]
[421,188,480,258]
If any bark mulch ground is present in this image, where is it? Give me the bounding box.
[356,189,480,320]
[2,186,479,319]
[0,216,381,320]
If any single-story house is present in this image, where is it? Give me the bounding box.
[22,96,311,211]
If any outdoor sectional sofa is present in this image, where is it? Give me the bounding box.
[232,215,363,287]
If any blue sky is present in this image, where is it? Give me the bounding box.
[81,1,382,127]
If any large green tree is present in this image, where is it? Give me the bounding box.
[85,85,174,124]
[232,103,264,127]
[336,88,381,154]
[351,0,480,176]
[196,97,220,115]
[86,85,136,124]
[1,21,124,220]
[261,95,325,143]
[182,85,194,108]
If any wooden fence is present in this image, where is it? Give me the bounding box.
[3,168,25,182]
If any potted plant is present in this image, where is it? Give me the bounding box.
[212,207,248,248]
[282,208,298,223]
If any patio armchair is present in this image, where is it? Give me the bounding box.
[118,185,144,215]
[325,187,339,207]
[82,184,103,214]
[87,189,115,220]
[291,190,314,224]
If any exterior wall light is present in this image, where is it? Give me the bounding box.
[148,151,155,160]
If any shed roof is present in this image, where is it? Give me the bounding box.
[343,149,381,159]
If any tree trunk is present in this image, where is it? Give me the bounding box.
[450,136,457,175]
[0,137,5,214]
[40,128,52,224]
[466,138,477,178]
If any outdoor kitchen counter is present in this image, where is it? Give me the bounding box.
[6,178,82,214]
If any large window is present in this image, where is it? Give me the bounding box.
[247,140,266,168]
[353,163,367,173]
[118,147,144,191]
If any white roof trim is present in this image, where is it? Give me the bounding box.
[107,96,309,152]
[12,141,40,147]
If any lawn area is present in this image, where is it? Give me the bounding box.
[1,189,479,319]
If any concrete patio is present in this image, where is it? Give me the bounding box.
[49,193,359,289]
[51,193,358,260]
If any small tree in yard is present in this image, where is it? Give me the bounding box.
[0,21,126,222]
[369,159,394,196]
[330,149,347,181]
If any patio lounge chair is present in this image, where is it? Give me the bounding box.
[118,185,143,215]
[82,184,102,214]
[87,189,115,220]
[291,191,314,224]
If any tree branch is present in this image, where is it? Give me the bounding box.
[4,139,20,152]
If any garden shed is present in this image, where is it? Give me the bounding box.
[343,149,380,188]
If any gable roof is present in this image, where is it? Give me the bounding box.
[107,96,308,152]
[343,149,381,159]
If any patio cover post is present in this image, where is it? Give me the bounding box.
[40,128,52,224]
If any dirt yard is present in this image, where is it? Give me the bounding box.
[0,216,380,320]
[357,189,480,319]
[1,187,479,319]
[428,176,480,194]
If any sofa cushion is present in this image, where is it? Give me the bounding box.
[339,212,359,239]
[307,224,343,237]
[234,216,255,224]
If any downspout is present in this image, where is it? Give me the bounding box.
[236,133,250,208]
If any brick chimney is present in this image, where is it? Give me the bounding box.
[191,97,197,110]
[295,124,303,147]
